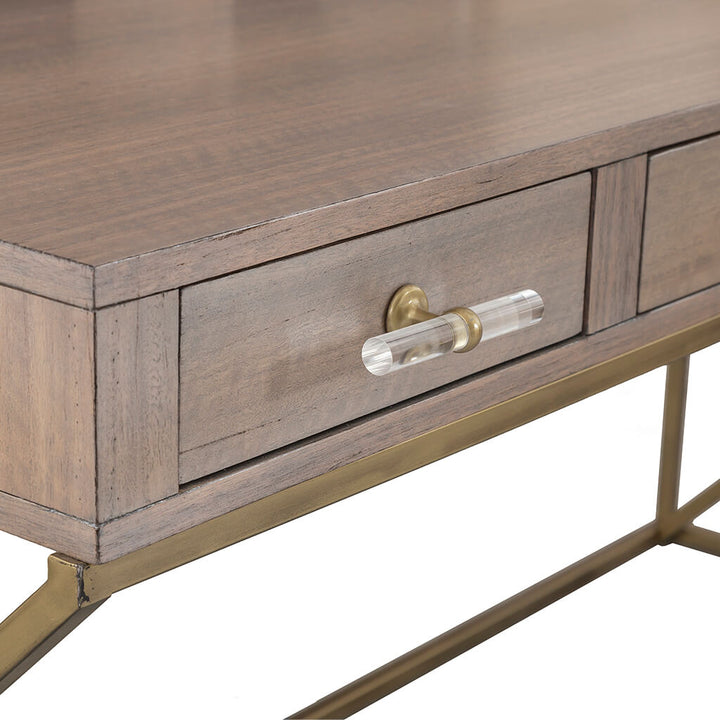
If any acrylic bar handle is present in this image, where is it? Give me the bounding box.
[362,288,544,376]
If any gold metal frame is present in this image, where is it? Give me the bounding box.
[2,314,720,717]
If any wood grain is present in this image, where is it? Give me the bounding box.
[0,489,99,563]
[639,134,720,312]
[0,286,96,521]
[94,105,720,308]
[0,1,718,306]
[180,175,590,482]
[95,293,179,522]
[584,156,647,333]
[99,282,720,562]
[0,242,93,309]
[0,0,718,564]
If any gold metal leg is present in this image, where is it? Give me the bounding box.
[0,556,106,694]
[654,354,720,547]
[656,356,690,539]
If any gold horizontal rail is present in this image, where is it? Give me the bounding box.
[673,525,720,558]
[289,523,659,719]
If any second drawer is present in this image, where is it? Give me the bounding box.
[639,134,720,311]
[179,173,590,482]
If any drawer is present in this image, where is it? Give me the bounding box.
[179,174,590,482]
[639,134,720,312]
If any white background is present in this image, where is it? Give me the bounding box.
[1,344,718,718]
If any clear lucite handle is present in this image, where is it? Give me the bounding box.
[362,289,544,376]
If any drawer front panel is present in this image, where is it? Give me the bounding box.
[180,174,590,482]
[639,134,720,312]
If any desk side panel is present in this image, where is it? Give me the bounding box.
[0,285,96,521]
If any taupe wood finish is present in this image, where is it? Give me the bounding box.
[0,243,93,309]
[95,293,179,522]
[95,106,719,309]
[0,286,96,521]
[584,156,647,334]
[0,1,719,307]
[99,282,720,562]
[639,134,720,312]
[180,175,590,482]
[0,490,98,561]
[1,0,720,566]
[0,285,178,538]
[2,273,716,565]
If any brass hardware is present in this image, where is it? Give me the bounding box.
[385,284,436,331]
[365,285,542,375]
[446,305,483,352]
[384,284,483,352]
[1,314,719,711]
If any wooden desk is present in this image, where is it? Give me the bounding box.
[1,0,719,714]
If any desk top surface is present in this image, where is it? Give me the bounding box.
[2,0,720,305]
